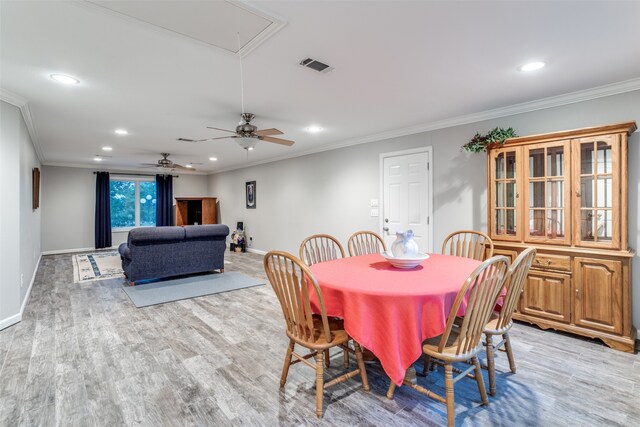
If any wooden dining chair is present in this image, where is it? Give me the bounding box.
[442,230,494,261]
[263,251,369,418]
[299,234,345,266]
[483,247,536,396]
[347,230,387,256]
[386,255,510,427]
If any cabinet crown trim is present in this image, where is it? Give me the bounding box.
[494,121,637,147]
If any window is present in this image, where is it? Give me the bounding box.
[110,178,156,229]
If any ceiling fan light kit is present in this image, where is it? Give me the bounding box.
[237,137,258,150]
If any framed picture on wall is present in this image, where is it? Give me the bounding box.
[32,167,40,210]
[246,181,256,209]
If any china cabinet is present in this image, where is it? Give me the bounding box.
[175,197,217,226]
[487,122,636,352]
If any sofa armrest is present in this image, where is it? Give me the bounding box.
[118,242,131,260]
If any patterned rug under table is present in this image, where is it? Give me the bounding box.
[72,251,124,283]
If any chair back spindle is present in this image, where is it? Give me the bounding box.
[264,251,332,345]
[299,234,345,266]
[438,256,509,356]
[492,247,536,331]
[442,230,494,261]
[347,231,387,256]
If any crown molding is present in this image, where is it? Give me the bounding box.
[0,88,45,163]
[209,77,640,175]
[41,161,208,176]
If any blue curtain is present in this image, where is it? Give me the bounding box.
[94,171,112,248]
[156,174,174,226]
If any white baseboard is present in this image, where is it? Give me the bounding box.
[20,253,41,314]
[42,246,116,255]
[247,248,267,256]
[0,313,21,331]
[0,253,42,331]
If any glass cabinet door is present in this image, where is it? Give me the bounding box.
[489,147,522,241]
[572,135,620,249]
[523,141,571,245]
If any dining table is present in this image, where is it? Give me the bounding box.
[309,252,482,386]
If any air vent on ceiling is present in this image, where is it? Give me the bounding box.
[299,58,333,74]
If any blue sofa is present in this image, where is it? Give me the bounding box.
[118,224,229,285]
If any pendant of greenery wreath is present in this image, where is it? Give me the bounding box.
[461,127,518,153]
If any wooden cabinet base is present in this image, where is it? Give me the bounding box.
[514,313,637,353]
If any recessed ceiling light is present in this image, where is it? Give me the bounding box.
[248,147,254,151]
[50,74,80,85]
[93,156,103,162]
[306,126,323,133]
[209,157,218,161]
[102,146,112,151]
[185,164,193,168]
[114,129,128,135]
[519,61,546,72]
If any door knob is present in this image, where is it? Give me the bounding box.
[383,227,389,232]
[384,218,389,223]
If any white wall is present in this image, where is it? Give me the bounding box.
[209,90,640,329]
[0,101,41,330]
[41,166,210,252]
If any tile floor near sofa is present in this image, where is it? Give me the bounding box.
[1,251,639,426]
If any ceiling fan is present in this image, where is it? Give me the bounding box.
[177,33,295,151]
[140,153,196,171]
[177,112,294,149]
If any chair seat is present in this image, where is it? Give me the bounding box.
[483,311,513,335]
[423,326,482,362]
[287,315,349,349]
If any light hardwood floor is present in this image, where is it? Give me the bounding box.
[1,250,639,426]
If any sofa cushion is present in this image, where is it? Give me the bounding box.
[183,224,230,240]
[129,226,185,244]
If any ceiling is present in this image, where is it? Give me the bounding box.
[2,1,640,174]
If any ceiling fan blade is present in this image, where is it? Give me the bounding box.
[254,128,283,137]
[140,163,160,167]
[172,164,196,171]
[259,136,295,146]
[206,127,236,133]
[178,136,234,142]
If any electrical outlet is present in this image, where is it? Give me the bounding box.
[370,208,379,217]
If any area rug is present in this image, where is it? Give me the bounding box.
[72,251,124,283]
[122,272,265,308]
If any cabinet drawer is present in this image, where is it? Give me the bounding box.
[532,254,571,272]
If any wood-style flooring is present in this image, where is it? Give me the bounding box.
[1,250,639,426]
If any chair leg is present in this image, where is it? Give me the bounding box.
[504,333,517,373]
[419,354,432,377]
[353,342,370,391]
[324,350,331,368]
[386,382,396,400]
[444,363,455,427]
[343,342,350,368]
[280,340,295,387]
[315,351,325,418]
[485,334,496,396]
[472,356,488,405]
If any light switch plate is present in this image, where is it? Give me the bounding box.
[370,198,379,207]
[370,208,379,217]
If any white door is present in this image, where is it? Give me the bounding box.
[381,148,432,252]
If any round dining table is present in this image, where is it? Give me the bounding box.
[309,253,481,386]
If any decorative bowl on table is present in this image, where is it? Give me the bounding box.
[381,251,429,269]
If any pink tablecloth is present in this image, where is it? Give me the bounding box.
[309,253,481,386]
